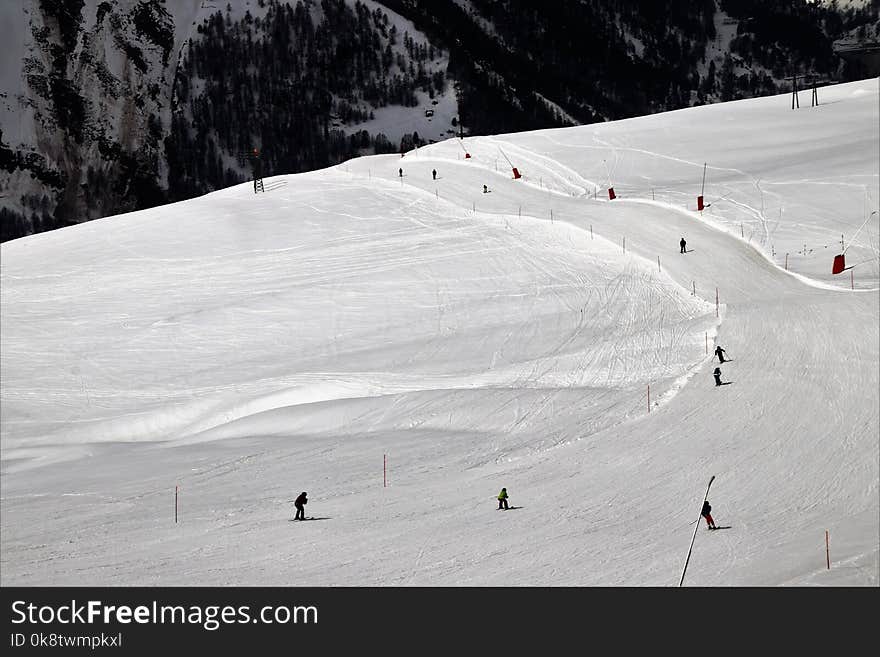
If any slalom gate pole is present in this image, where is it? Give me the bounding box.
[647,384,650,412]
[175,485,178,524]
[826,530,830,569]
[679,475,715,586]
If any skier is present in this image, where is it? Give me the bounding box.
[294,491,308,520]
[398,167,403,178]
[680,237,687,253]
[701,500,717,530]
[714,345,727,363]
[432,169,437,180]
[713,366,723,386]
[497,487,509,510]
[483,184,488,194]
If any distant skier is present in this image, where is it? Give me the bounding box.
[713,367,723,386]
[680,237,687,253]
[294,491,308,520]
[398,167,403,178]
[714,345,727,363]
[432,168,437,180]
[483,184,489,194]
[701,500,717,530]
[497,487,509,510]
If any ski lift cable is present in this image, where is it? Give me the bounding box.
[842,210,878,254]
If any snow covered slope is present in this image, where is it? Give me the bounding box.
[1,79,877,586]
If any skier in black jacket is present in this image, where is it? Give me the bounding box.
[680,237,687,253]
[294,492,308,520]
[701,500,717,529]
[713,367,723,386]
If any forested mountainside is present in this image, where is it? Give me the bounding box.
[1,0,876,241]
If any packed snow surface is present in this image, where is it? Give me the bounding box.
[1,79,878,586]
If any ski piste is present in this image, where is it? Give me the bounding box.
[679,475,715,586]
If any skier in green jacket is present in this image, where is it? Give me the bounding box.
[497,487,509,510]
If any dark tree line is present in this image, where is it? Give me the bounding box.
[165,0,442,200]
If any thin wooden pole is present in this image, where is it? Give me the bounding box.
[851,269,854,290]
[785,253,789,270]
[647,384,651,412]
[715,288,719,318]
[825,530,830,569]
[175,485,179,524]
[623,236,626,253]
[692,281,696,296]
[679,475,715,586]
[705,332,708,354]
[384,454,387,488]
[658,256,661,272]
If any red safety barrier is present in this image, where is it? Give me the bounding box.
[832,254,846,275]
[512,167,521,179]
[608,187,616,200]
[465,153,471,159]
[697,195,704,211]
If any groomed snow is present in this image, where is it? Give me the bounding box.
[1,79,878,586]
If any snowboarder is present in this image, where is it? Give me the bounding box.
[497,487,509,510]
[432,169,437,180]
[398,168,403,178]
[483,184,489,194]
[680,237,687,253]
[701,500,717,529]
[294,491,308,520]
[714,345,727,363]
[713,367,723,386]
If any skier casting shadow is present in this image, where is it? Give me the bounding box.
[497,487,509,510]
[701,500,718,530]
[714,367,733,386]
[294,491,308,520]
[714,345,728,363]
[680,237,687,253]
